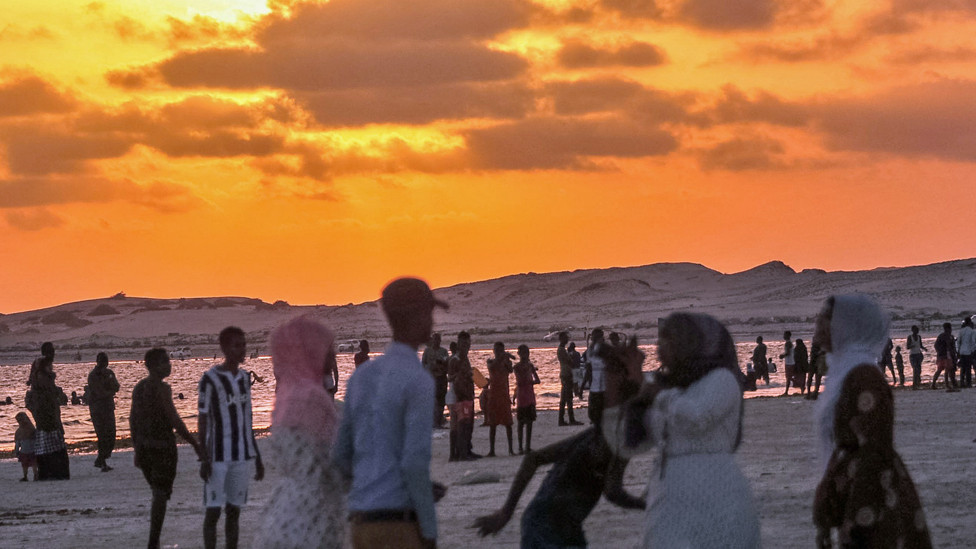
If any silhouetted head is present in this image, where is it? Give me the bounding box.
[657,313,741,390]
[457,331,471,355]
[784,331,792,340]
[449,341,458,355]
[911,325,919,334]
[517,344,529,360]
[381,277,447,348]
[568,342,576,352]
[219,326,247,364]
[145,348,171,379]
[756,336,763,344]
[359,340,370,353]
[609,332,621,346]
[96,352,108,368]
[493,341,506,358]
[40,342,54,359]
[558,331,569,345]
[16,411,33,428]
[964,317,974,328]
[430,333,442,348]
[944,322,953,333]
[591,328,604,343]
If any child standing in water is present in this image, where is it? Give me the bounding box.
[512,345,541,454]
[15,412,38,481]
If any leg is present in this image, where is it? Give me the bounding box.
[203,507,221,549]
[911,354,923,388]
[525,421,533,453]
[517,420,524,453]
[505,424,514,455]
[488,425,497,456]
[148,489,168,549]
[225,504,241,549]
[558,382,569,425]
[21,463,28,481]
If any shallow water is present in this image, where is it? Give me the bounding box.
[0,339,943,448]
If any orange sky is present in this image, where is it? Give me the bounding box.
[2,0,976,313]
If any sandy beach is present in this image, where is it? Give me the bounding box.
[2,389,974,548]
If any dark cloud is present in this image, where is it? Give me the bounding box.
[0,176,198,211]
[814,79,976,161]
[703,85,808,127]
[4,208,65,231]
[556,39,667,68]
[679,0,776,30]
[697,136,786,170]
[463,116,678,170]
[886,45,976,64]
[0,75,77,117]
[296,82,534,127]
[0,125,131,174]
[545,78,693,124]
[597,0,664,19]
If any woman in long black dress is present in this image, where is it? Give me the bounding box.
[27,344,70,480]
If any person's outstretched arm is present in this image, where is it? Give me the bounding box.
[471,430,589,536]
[602,456,645,510]
[165,387,206,462]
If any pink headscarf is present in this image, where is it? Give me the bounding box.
[270,315,338,444]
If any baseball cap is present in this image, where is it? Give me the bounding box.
[381,277,449,314]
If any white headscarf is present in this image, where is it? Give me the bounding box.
[813,294,889,470]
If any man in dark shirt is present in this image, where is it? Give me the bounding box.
[422,333,450,428]
[449,331,477,461]
[131,348,207,549]
[88,352,120,471]
[932,322,959,391]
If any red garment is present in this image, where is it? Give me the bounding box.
[486,358,513,426]
[514,361,537,407]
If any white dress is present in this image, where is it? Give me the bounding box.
[611,368,761,548]
[256,428,348,549]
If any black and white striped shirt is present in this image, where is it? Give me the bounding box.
[198,365,256,462]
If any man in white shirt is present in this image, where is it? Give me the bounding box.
[957,317,976,388]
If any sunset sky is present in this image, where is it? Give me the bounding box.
[2,0,976,313]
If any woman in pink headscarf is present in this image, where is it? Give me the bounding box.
[257,315,346,549]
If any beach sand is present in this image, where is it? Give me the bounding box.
[2,389,974,548]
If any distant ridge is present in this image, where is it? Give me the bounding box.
[1,258,974,362]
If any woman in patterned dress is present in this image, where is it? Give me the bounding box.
[812,295,931,548]
[257,315,346,549]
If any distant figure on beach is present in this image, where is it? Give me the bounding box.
[780,331,797,395]
[353,339,370,369]
[932,322,959,391]
[473,339,645,546]
[568,341,583,398]
[198,327,264,549]
[512,344,540,454]
[806,341,827,399]
[70,391,84,405]
[880,337,896,384]
[607,313,760,548]
[752,336,769,384]
[257,316,345,549]
[486,342,515,457]
[131,348,207,549]
[957,317,975,388]
[794,338,809,395]
[15,412,38,481]
[812,295,932,548]
[26,342,70,480]
[894,346,905,386]
[422,333,450,428]
[608,331,623,348]
[582,328,607,425]
[88,352,120,472]
[557,332,582,426]
[906,325,926,389]
[334,277,448,548]
[449,331,478,461]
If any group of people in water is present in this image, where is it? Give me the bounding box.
[11,279,957,548]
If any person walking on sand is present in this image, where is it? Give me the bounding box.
[512,345,540,454]
[956,317,975,388]
[932,322,959,391]
[780,331,796,395]
[486,342,516,457]
[907,325,926,389]
[256,316,346,549]
[26,342,70,480]
[752,336,769,385]
[879,337,896,384]
[449,331,478,461]
[422,333,450,428]
[794,338,809,395]
[334,277,448,549]
[88,352,120,472]
[132,348,207,549]
[812,295,932,548]
[894,346,906,386]
[557,332,582,426]
[198,327,265,549]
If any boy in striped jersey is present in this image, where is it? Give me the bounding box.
[198,326,264,549]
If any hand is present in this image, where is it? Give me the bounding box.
[255,457,265,481]
[470,510,511,537]
[200,460,212,482]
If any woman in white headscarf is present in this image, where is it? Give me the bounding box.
[257,315,346,549]
[811,295,931,548]
[604,312,761,548]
